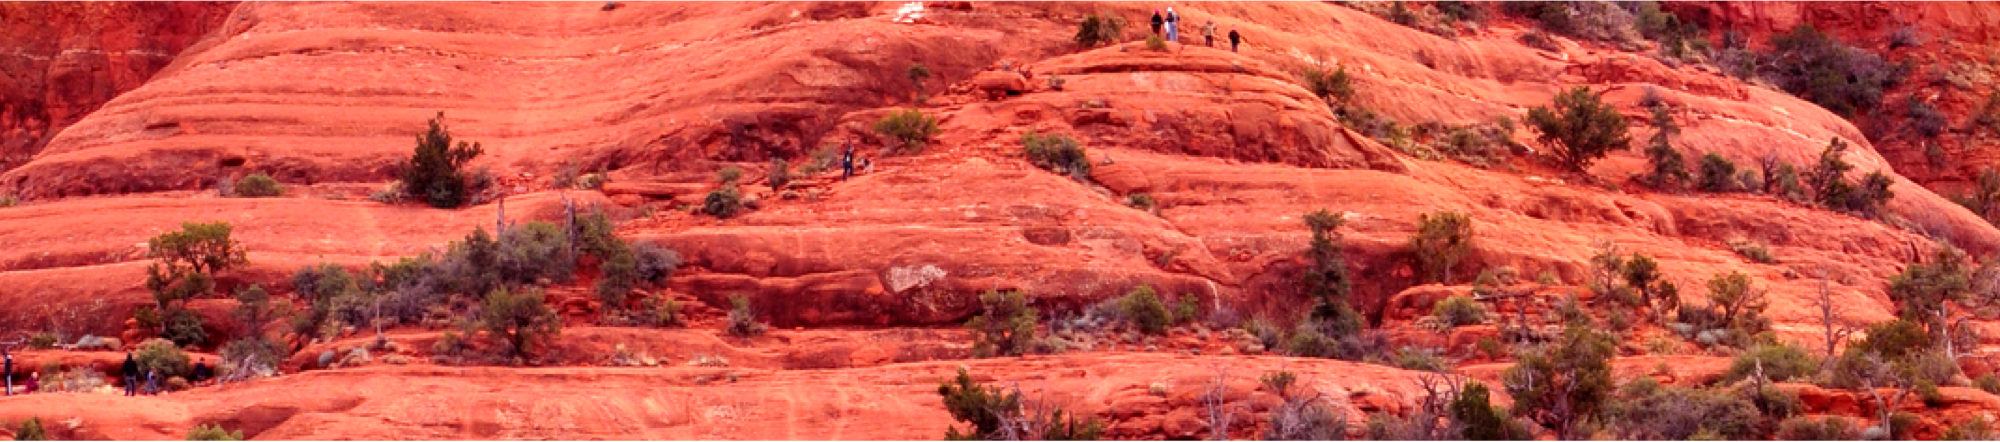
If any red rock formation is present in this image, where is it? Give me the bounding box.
[0,2,234,171]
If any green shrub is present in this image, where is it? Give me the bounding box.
[938,367,1105,440]
[966,290,1036,357]
[13,417,46,441]
[1074,12,1125,48]
[874,108,939,153]
[1775,416,1860,440]
[1977,373,2000,395]
[477,286,561,361]
[1723,342,1820,383]
[185,424,242,441]
[497,222,577,285]
[1761,24,1900,117]
[1118,285,1171,335]
[1243,317,1284,350]
[1643,105,1691,190]
[1022,131,1090,180]
[1945,416,1994,441]
[726,294,766,338]
[135,338,192,379]
[1301,65,1355,103]
[1697,152,1738,192]
[401,112,485,208]
[702,185,743,218]
[1145,34,1167,51]
[1453,382,1524,440]
[1126,193,1156,212]
[231,173,283,198]
[1729,239,1776,263]
[1172,294,1200,325]
[1607,382,1762,440]
[595,244,638,312]
[767,159,791,191]
[218,337,282,381]
[162,308,208,347]
[25,333,55,349]
[1410,211,1474,283]
[1433,295,1486,327]
[632,242,681,285]
[1504,323,1615,440]
[1527,86,1630,171]
[1391,347,1448,372]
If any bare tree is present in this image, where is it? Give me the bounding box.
[1201,364,1237,440]
[1814,268,1856,368]
[1851,353,1915,438]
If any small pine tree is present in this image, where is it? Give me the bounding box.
[401,112,484,208]
[1410,211,1474,283]
[1697,153,1738,192]
[966,290,1036,357]
[1527,87,1631,172]
[477,287,561,361]
[1642,105,1690,189]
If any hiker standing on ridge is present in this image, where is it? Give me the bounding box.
[1202,20,1216,47]
[1150,10,1163,37]
[145,368,159,395]
[1165,7,1180,43]
[121,352,139,396]
[2,348,11,396]
[1228,29,1243,53]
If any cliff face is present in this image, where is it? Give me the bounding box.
[1668,1,2000,194]
[0,1,235,170]
[4,2,2000,439]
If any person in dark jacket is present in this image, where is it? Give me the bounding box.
[1228,29,1243,53]
[121,352,139,396]
[191,359,212,384]
[3,349,12,396]
[841,141,856,180]
[1150,10,1163,36]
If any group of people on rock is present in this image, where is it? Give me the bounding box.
[1149,7,1242,52]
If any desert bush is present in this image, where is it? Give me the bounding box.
[1172,294,1200,325]
[1261,371,1347,440]
[1022,131,1090,180]
[185,424,242,441]
[1118,285,1171,335]
[1074,12,1125,48]
[595,245,639,312]
[1504,323,1615,440]
[1761,24,1901,117]
[702,184,743,218]
[1945,417,1994,441]
[135,338,192,379]
[1433,295,1486,327]
[768,159,791,191]
[875,108,938,152]
[14,418,46,441]
[1909,97,1948,139]
[1889,245,1971,336]
[1643,105,1691,190]
[1607,381,1762,440]
[1243,317,1284,350]
[632,242,681,285]
[1145,33,1167,51]
[218,338,282,381]
[1724,342,1820,383]
[1392,347,1449,372]
[1126,193,1156,212]
[1410,211,1474,283]
[938,367,1104,440]
[1729,239,1776,263]
[1527,86,1630,171]
[477,286,561,361]
[1977,373,2000,395]
[1697,152,1738,192]
[1301,209,1352,304]
[497,221,576,285]
[726,294,766,338]
[231,173,283,198]
[401,112,485,208]
[1775,416,1861,440]
[967,290,1036,357]
[1301,65,1355,103]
